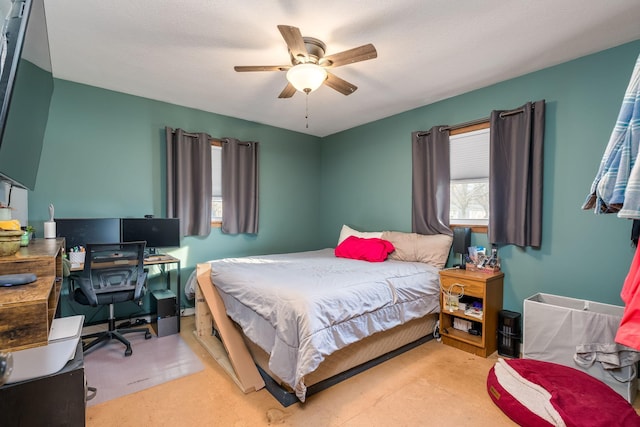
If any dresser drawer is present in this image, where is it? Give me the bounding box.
[440,275,484,297]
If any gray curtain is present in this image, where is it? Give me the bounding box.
[411,126,453,236]
[221,138,259,234]
[489,100,545,247]
[165,127,212,237]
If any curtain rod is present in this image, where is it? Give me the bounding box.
[172,130,224,143]
[172,131,255,146]
[416,105,528,137]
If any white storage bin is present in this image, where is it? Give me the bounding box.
[523,293,638,403]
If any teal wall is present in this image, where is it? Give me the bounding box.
[30,80,322,316]
[320,40,640,313]
[27,40,640,318]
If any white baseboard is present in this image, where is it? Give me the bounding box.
[181,307,195,317]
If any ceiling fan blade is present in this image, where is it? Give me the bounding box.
[277,25,308,62]
[321,44,377,68]
[324,72,357,95]
[278,82,296,99]
[234,65,289,72]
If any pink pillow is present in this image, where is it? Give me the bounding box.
[335,236,395,262]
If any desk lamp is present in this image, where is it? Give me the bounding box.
[452,227,471,269]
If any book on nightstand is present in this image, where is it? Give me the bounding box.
[465,307,483,319]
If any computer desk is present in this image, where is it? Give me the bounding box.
[70,254,182,332]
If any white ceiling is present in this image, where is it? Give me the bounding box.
[43,0,640,137]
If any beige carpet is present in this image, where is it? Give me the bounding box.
[86,316,640,426]
[83,329,204,407]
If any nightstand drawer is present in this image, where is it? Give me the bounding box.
[440,275,484,297]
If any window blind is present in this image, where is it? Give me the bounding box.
[450,128,490,180]
[211,145,222,197]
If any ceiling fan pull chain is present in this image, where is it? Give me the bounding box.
[305,91,310,129]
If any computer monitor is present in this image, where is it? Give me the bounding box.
[120,218,181,252]
[56,218,121,250]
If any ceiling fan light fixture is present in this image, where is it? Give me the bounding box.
[286,63,327,93]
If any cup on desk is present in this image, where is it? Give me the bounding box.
[68,252,85,268]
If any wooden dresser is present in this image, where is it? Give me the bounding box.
[0,238,64,352]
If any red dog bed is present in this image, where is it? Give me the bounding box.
[487,358,640,427]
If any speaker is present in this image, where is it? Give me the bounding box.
[151,289,178,337]
[452,227,471,255]
[497,310,521,358]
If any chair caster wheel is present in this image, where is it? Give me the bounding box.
[125,348,132,357]
[145,331,152,340]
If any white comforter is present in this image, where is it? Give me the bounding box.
[189,248,441,401]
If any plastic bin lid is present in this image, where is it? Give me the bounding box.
[48,315,84,342]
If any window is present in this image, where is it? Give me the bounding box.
[450,125,490,229]
[211,142,222,224]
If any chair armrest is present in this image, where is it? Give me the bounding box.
[134,271,147,301]
[68,274,99,306]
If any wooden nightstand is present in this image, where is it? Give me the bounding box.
[438,268,504,357]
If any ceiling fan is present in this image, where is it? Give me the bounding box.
[234,25,377,98]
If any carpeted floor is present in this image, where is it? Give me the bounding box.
[86,316,640,426]
[83,328,204,407]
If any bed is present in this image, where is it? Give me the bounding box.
[186,227,452,404]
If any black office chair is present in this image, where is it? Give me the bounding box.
[69,241,152,356]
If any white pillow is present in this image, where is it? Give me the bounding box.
[337,224,383,246]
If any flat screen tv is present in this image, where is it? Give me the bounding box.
[0,0,53,190]
[56,218,121,250]
[121,218,181,250]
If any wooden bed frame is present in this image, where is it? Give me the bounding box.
[193,263,437,406]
